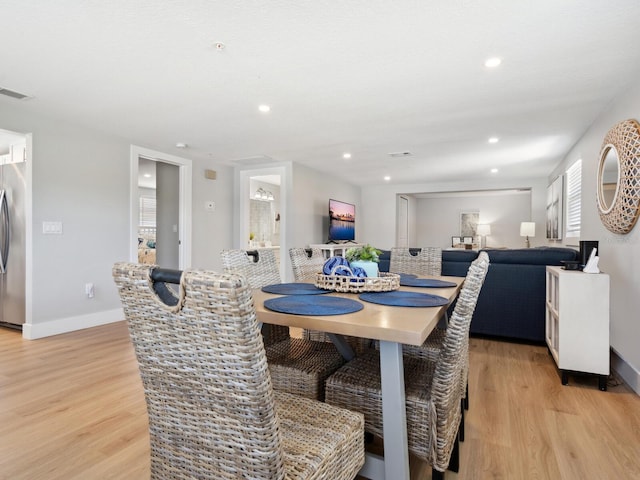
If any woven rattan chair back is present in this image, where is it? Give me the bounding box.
[114,263,365,479]
[220,248,281,288]
[289,247,329,342]
[112,263,287,479]
[289,247,325,282]
[390,247,442,276]
[220,249,289,345]
[432,251,489,420]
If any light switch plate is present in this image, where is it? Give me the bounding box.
[43,221,63,235]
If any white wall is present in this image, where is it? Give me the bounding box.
[0,102,234,338]
[291,163,361,247]
[415,191,532,249]
[361,178,548,250]
[549,82,640,393]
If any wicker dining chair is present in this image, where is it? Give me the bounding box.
[289,247,325,283]
[389,246,442,276]
[113,263,365,480]
[220,248,289,345]
[220,248,347,400]
[384,246,447,368]
[389,245,477,408]
[289,247,372,355]
[325,252,489,480]
[402,251,490,418]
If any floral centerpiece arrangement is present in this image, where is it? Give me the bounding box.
[345,244,382,277]
[345,244,381,263]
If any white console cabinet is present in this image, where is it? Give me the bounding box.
[309,243,365,258]
[545,266,610,391]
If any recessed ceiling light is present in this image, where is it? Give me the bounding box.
[343,153,352,159]
[384,176,391,181]
[143,173,151,178]
[488,137,499,144]
[491,168,499,173]
[258,105,271,113]
[485,57,502,68]
[175,142,188,148]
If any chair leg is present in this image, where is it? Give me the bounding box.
[432,468,445,480]
[449,429,460,473]
[364,431,374,444]
[459,399,465,442]
[464,381,469,410]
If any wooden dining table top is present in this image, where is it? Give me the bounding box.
[252,275,464,346]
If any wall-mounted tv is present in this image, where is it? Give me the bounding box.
[328,199,355,242]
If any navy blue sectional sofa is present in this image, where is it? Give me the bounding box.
[378,247,578,342]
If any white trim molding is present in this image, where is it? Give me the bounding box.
[23,308,124,340]
[611,348,640,396]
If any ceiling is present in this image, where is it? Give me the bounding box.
[1,1,640,187]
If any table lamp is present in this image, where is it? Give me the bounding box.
[477,224,491,249]
[520,222,535,248]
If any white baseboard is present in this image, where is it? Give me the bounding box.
[22,308,124,340]
[611,348,640,395]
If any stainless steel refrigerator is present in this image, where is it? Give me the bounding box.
[0,140,26,329]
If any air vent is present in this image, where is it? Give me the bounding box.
[0,87,30,100]
[388,151,412,158]
[230,155,276,166]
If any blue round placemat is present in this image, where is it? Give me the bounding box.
[261,283,330,295]
[399,278,457,288]
[398,273,418,281]
[264,295,364,316]
[359,291,450,307]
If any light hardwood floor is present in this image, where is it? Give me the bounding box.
[1,322,638,480]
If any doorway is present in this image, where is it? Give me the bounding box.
[235,163,291,281]
[396,195,409,247]
[130,146,192,269]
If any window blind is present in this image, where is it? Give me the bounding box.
[139,196,156,227]
[565,159,582,237]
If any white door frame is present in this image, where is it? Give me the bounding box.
[234,162,292,281]
[130,146,192,269]
[396,195,409,247]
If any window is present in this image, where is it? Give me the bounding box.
[565,159,582,238]
[139,195,156,227]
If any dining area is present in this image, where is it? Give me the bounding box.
[4,249,639,479]
[111,246,489,480]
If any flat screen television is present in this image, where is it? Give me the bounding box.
[328,199,355,242]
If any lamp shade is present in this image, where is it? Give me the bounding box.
[477,224,491,236]
[520,222,535,237]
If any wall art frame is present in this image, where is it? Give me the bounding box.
[460,211,479,238]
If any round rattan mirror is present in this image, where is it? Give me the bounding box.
[596,119,640,234]
[597,145,620,213]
